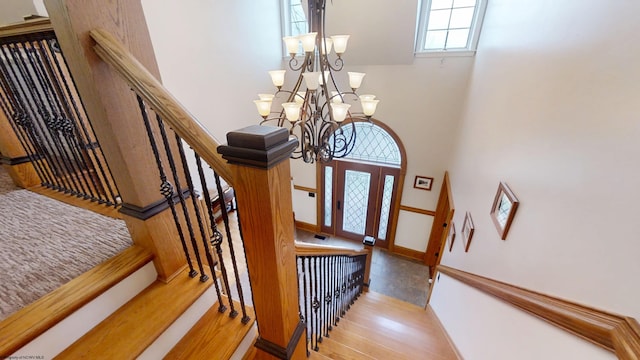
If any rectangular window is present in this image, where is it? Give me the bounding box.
[415,0,488,55]
[282,0,308,55]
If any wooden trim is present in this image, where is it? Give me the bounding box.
[293,184,316,193]
[399,205,436,216]
[436,265,640,359]
[254,320,306,360]
[28,185,121,219]
[294,220,319,233]
[294,241,368,257]
[89,29,233,184]
[119,189,190,220]
[392,245,425,261]
[0,18,53,38]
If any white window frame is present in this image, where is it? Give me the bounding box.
[415,0,488,57]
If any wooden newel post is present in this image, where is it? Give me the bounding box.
[218,125,306,360]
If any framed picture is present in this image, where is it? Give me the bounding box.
[447,222,456,252]
[462,212,474,252]
[490,182,519,240]
[414,176,433,191]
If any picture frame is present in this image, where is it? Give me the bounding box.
[490,182,519,240]
[462,212,474,252]
[414,176,433,191]
[447,222,456,252]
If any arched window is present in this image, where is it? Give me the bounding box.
[332,122,401,166]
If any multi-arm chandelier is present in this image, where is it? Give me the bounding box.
[254,0,379,163]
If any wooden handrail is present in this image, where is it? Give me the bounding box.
[89,28,234,184]
[294,240,368,257]
[0,18,53,38]
[437,265,640,359]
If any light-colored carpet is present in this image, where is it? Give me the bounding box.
[0,166,132,321]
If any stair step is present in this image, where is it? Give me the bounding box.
[56,269,212,359]
[320,291,458,360]
[0,245,153,356]
[164,298,256,359]
[315,337,376,360]
[323,327,409,359]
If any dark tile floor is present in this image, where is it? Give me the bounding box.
[296,230,431,307]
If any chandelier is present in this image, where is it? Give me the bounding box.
[254,0,379,163]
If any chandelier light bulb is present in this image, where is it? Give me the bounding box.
[299,32,318,53]
[360,96,380,117]
[321,37,333,54]
[258,93,275,101]
[348,72,366,90]
[358,94,375,101]
[282,102,302,122]
[330,35,350,55]
[302,72,320,90]
[254,99,272,118]
[283,36,300,55]
[268,70,286,88]
[331,103,351,122]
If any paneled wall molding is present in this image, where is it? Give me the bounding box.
[399,204,436,216]
[436,265,640,359]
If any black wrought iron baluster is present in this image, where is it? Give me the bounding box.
[194,154,227,313]
[331,255,338,327]
[0,64,50,186]
[341,255,347,316]
[21,41,87,197]
[324,256,332,336]
[135,95,196,278]
[154,115,207,282]
[45,38,120,206]
[301,256,310,356]
[26,41,96,201]
[319,254,326,338]
[312,256,320,351]
[1,44,71,192]
[214,172,249,323]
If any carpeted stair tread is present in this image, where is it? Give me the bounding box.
[165,297,255,359]
[0,245,153,357]
[56,268,211,359]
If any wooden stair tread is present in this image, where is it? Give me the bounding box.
[56,269,212,359]
[323,327,410,360]
[315,337,376,360]
[164,298,255,359]
[0,245,153,356]
[317,292,458,360]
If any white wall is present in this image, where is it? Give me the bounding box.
[431,0,640,358]
[141,0,282,143]
[0,0,47,25]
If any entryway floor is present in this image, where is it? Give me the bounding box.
[295,230,431,307]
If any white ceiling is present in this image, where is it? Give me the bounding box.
[324,0,419,66]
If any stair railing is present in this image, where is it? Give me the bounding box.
[0,19,120,205]
[90,29,251,323]
[295,241,374,354]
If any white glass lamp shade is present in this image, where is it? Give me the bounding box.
[299,32,317,52]
[302,72,320,90]
[258,93,275,101]
[348,72,366,89]
[282,102,302,122]
[358,94,375,101]
[254,99,272,118]
[321,38,333,54]
[331,103,351,122]
[318,71,331,86]
[330,35,350,55]
[330,91,343,103]
[283,36,300,55]
[360,96,380,117]
[268,70,286,88]
[294,91,306,104]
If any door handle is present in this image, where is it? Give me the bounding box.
[337,200,341,210]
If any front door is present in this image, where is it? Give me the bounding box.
[322,161,400,248]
